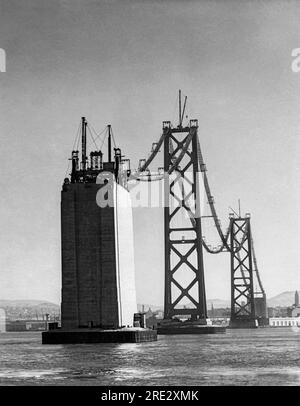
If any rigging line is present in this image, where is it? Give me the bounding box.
[181,94,188,126]
[76,126,81,151]
[86,123,99,150]
[72,120,81,151]
[100,129,108,151]
[171,93,179,125]
[110,127,117,148]
[64,161,71,179]
[76,119,82,152]
[186,100,195,123]
[65,120,81,178]
[89,123,107,145]
[89,122,105,137]
[229,206,239,218]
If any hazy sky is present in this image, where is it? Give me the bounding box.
[1,0,300,305]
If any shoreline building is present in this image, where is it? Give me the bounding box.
[269,316,300,327]
[295,290,299,307]
[291,290,300,317]
[269,290,300,327]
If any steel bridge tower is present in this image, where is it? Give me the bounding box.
[229,215,258,328]
[163,119,207,322]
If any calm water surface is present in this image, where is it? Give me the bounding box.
[0,328,300,385]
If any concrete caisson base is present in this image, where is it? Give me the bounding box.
[157,325,226,335]
[42,328,157,344]
[228,319,258,329]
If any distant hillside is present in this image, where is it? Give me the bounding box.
[0,300,59,308]
[0,300,60,320]
[207,292,298,309]
[267,291,298,307]
[0,291,296,319]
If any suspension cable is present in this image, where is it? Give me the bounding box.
[251,236,265,294]
[134,123,252,255]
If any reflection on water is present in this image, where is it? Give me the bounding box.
[0,328,300,385]
[0,369,67,379]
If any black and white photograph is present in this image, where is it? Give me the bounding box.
[1,0,300,392]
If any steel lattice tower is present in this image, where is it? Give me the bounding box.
[230,216,257,328]
[163,119,207,321]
